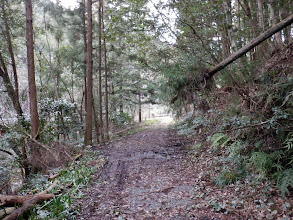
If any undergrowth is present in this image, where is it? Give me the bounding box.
[174,74,293,196]
[20,150,106,219]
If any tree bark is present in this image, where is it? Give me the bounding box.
[268,0,284,49]
[119,71,123,114]
[2,194,55,220]
[43,10,59,99]
[238,0,265,59]
[1,3,22,117]
[93,103,100,144]
[257,0,264,31]
[223,0,244,69]
[0,52,23,117]
[98,0,105,143]
[280,9,292,44]
[84,0,93,145]
[102,1,109,140]
[83,0,87,117]
[0,194,54,207]
[138,91,142,123]
[25,0,39,139]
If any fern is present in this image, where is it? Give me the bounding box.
[249,152,274,177]
[215,169,240,186]
[228,141,245,157]
[210,133,231,149]
[284,132,293,151]
[276,168,293,196]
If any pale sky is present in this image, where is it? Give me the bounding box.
[51,0,79,9]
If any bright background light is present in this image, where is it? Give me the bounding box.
[51,0,79,9]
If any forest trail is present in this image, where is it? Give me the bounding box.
[79,120,226,219]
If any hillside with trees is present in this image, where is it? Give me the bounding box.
[0,0,293,219]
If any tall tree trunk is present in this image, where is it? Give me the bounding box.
[268,0,284,49]
[238,0,266,59]
[70,61,75,103]
[119,72,123,114]
[220,29,231,59]
[98,0,105,143]
[257,0,265,31]
[0,53,23,117]
[223,0,244,68]
[93,102,100,144]
[84,0,93,145]
[1,3,22,117]
[138,91,142,123]
[43,10,59,99]
[279,8,291,44]
[25,0,39,139]
[82,0,87,120]
[210,0,230,59]
[102,1,109,140]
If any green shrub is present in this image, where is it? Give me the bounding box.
[276,168,293,196]
[249,151,284,178]
[209,133,231,150]
[111,112,132,126]
[215,169,240,186]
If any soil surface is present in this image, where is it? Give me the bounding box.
[79,121,228,219]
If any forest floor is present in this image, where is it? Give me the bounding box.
[78,118,292,220]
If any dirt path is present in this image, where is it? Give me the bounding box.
[79,122,226,219]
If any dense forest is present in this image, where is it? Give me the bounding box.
[0,0,293,219]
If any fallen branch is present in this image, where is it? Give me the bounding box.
[22,130,58,161]
[1,180,57,219]
[0,208,15,218]
[48,173,61,180]
[201,14,293,84]
[39,180,58,195]
[48,154,83,180]
[3,194,55,220]
[73,154,82,161]
[115,125,137,136]
[0,194,55,207]
[212,121,269,135]
[0,148,13,156]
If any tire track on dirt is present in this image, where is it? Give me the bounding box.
[79,127,224,219]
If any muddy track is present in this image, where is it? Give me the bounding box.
[79,127,224,219]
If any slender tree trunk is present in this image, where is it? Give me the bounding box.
[102,1,109,140]
[98,0,104,143]
[119,72,123,114]
[1,3,22,117]
[109,65,116,114]
[257,0,264,31]
[84,0,93,145]
[56,37,61,99]
[43,10,59,99]
[280,9,291,44]
[0,52,23,117]
[238,0,265,59]
[83,0,87,117]
[210,0,230,59]
[138,92,142,123]
[223,0,244,68]
[268,0,284,49]
[93,103,100,144]
[70,61,75,103]
[25,0,39,139]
